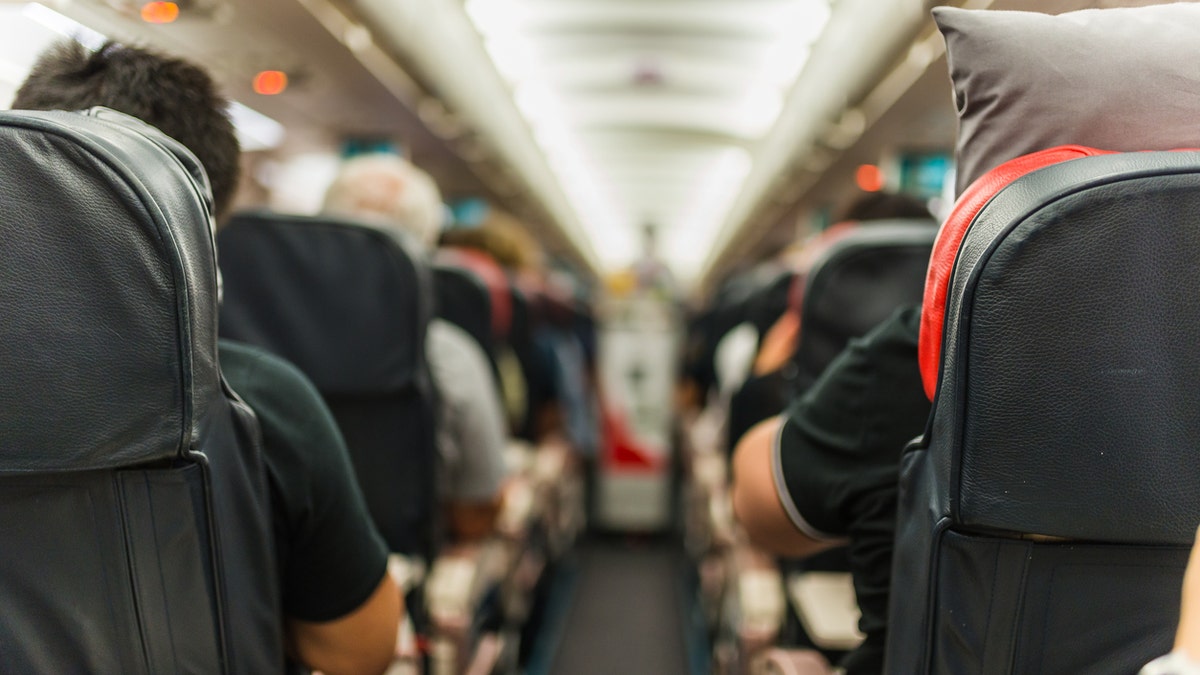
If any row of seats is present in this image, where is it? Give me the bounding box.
[220,211,442,559]
[216,210,595,673]
[679,212,937,674]
[1,107,285,673]
[0,104,595,674]
[679,146,1200,674]
[892,147,1200,673]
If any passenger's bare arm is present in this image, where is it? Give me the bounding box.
[287,571,402,675]
[731,417,844,558]
[1176,526,1200,659]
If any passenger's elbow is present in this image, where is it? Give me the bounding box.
[730,459,782,554]
[730,417,838,559]
[293,641,394,675]
[730,420,777,545]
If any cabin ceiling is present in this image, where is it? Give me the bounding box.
[2,0,1168,292]
[0,0,594,269]
[340,0,920,285]
[459,0,834,279]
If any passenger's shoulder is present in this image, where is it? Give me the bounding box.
[791,305,923,420]
[428,317,479,353]
[218,339,349,476]
[219,339,326,414]
[427,318,491,370]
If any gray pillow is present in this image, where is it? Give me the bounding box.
[934,4,1200,196]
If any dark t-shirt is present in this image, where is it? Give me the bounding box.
[219,339,390,623]
[773,306,930,675]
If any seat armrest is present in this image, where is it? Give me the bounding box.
[750,648,832,675]
[785,572,864,651]
[388,554,427,594]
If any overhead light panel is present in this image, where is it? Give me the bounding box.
[467,0,625,267]
[667,147,753,281]
[227,101,285,152]
[22,3,106,49]
[465,0,833,277]
[0,4,287,152]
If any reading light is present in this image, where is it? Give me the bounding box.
[140,2,179,24]
[856,164,885,192]
[252,70,288,96]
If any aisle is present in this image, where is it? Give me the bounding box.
[531,537,693,675]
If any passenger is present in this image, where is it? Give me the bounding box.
[1142,526,1200,675]
[323,153,510,543]
[13,40,400,675]
[442,213,567,444]
[726,192,932,452]
[442,210,543,273]
[730,303,929,675]
[751,191,932,381]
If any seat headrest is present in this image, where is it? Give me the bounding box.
[218,211,431,395]
[508,280,532,343]
[745,268,795,335]
[539,283,577,328]
[919,146,1111,400]
[802,219,937,283]
[436,248,513,340]
[0,108,221,472]
[795,219,937,381]
[432,263,494,351]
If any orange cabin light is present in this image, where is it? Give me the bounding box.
[253,71,288,96]
[856,164,885,192]
[140,2,179,24]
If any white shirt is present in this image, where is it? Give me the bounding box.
[425,318,509,501]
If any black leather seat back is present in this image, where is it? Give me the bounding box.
[509,279,534,351]
[436,247,513,343]
[793,219,936,394]
[218,210,438,557]
[723,268,798,451]
[698,263,790,399]
[0,108,282,673]
[433,263,495,364]
[745,267,796,337]
[889,151,1200,674]
[572,301,598,371]
[508,282,544,441]
[710,263,786,343]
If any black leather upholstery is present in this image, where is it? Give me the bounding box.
[433,262,495,364]
[693,263,791,400]
[509,281,543,442]
[792,219,937,395]
[0,108,282,672]
[888,151,1200,674]
[218,210,439,558]
[711,264,790,344]
[746,267,796,337]
[727,221,933,454]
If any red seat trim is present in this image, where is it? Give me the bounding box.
[918,145,1112,400]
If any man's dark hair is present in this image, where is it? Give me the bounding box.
[839,191,932,223]
[13,40,240,221]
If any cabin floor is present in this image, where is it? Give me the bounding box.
[526,533,706,675]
